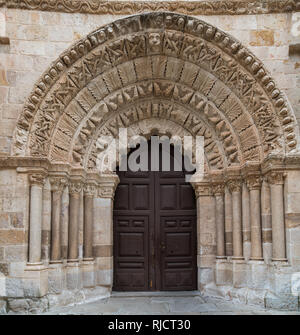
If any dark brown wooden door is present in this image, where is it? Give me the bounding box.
[113,142,197,291]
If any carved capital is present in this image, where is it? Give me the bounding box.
[84,182,97,197]
[267,171,285,185]
[49,176,68,192]
[69,180,83,195]
[246,175,262,190]
[212,182,225,196]
[29,173,45,187]
[227,179,242,193]
[194,183,212,197]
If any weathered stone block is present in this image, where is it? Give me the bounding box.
[215,260,233,286]
[0,272,6,297]
[250,30,275,46]
[232,261,248,288]
[96,269,112,287]
[265,292,299,311]
[5,277,24,298]
[0,299,7,314]
[66,263,82,290]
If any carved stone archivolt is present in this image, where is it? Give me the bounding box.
[1,1,299,16]
[12,13,299,172]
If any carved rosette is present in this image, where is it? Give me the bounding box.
[246,175,262,190]
[69,180,83,195]
[29,173,46,187]
[84,182,97,197]
[227,179,242,193]
[49,176,68,193]
[267,171,285,185]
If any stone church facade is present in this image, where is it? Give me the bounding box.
[0,0,300,313]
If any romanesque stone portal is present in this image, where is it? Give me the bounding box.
[0,10,300,312]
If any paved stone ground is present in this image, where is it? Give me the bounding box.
[38,292,300,315]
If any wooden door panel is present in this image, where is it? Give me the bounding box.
[159,216,197,291]
[113,216,149,291]
[113,141,197,291]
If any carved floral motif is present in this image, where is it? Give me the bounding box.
[2,1,299,16]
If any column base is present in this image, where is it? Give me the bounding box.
[49,260,63,264]
[272,258,288,262]
[250,257,264,261]
[67,259,79,263]
[83,257,94,262]
[232,256,245,261]
[25,262,45,271]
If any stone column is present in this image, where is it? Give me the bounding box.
[94,174,119,288]
[83,181,97,261]
[28,173,45,265]
[227,179,244,260]
[49,177,67,263]
[224,186,233,256]
[268,172,287,262]
[212,182,226,259]
[194,180,216,290]
[261,179,272,262]
[68,180,82,262]
[242,182,251,260]
[247,175,263,261]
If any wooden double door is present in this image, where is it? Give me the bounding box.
[113,143,197,291]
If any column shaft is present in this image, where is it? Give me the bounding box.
[268,172,286,261]
[68,181,82,261]
[224,186,233,256]
[50,190,62,262]
[228,180,243,260]
[28,174,44,264]
[249,188,263,259]
[215,194,225,258]
[84,195,94,260]
[242,183,251,259]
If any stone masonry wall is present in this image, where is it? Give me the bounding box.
[0,8,299,158]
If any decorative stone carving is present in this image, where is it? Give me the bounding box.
[12,13,298,166]
[83,182,97,197]
[69,180,82,194]
[49,176,67,192]
[2,1,299,16]
[246,175,262,190]
[212,182,225,195]
[267,171,285,185]
[194,183,212,197]
[227,179,242,193]
[29,173,45,186]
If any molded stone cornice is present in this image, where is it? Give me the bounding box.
[1,0,299,16]
[0,156,50,169]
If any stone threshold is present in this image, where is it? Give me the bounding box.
[111,291,202,298]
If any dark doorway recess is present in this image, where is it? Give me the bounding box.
[113,139,197,291]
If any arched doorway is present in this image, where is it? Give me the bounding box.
[113,140,197,291]
[6,11,300,310]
